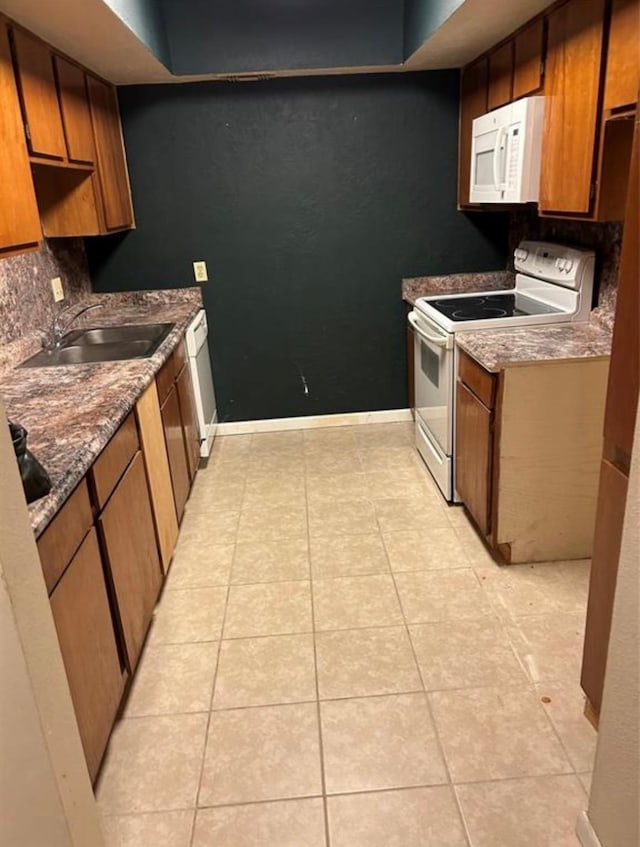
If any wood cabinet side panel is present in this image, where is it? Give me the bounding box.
[49,528,125,781]
[603,0,640,111]
[98,452,163,671]
[539,0,606,214]
[12,28,67,159]
[495,360,609,562]
[580,459,629,716]
[603,115,639,458]
[458,57,489,207]
[455,380,493,536]
[136,381,179,572]
[0,23,41,251]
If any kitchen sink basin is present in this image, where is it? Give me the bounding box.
[20,323,175,368]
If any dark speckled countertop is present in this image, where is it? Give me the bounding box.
[402,270,515,305]
[0,288,202,537]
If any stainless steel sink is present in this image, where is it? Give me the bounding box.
[20,323,175,368]
[63,323,174,347]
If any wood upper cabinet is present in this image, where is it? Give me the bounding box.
[98,450,163,671]
[458,57,488,207]
[49,528,125,782]
[11,28,67,160]
[55,56,94,164]
[603,0,639,112]
[176,362,201,482]
[513,18,545,100]
[539,0,606,215]
[0,22,41,252]
[87,76,134,231]
[488,42,513,111]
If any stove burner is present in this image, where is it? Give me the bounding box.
[427,293,563,323]
[452,306,508,320]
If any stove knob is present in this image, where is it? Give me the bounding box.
[520,248,529,261]
[555,258,564,270]
[564,259,574,273]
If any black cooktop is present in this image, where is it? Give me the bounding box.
[428,293,562,322]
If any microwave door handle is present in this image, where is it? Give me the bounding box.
[493,127,508,191]
[408,312,450,349]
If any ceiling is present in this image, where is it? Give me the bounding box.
[0,0,554,84]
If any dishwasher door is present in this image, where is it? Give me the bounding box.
[186,310,217,457]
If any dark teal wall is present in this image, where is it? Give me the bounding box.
[160,0,404,74]
[87,73,508,422]
[404,0,464,58]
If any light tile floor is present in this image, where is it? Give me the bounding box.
[96,422,596,847]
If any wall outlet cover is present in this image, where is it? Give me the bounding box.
[51,277,64,302]
[193,261,208,282]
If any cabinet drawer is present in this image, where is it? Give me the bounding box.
[90,412,139,509]
[458,350,497,409]
[156,355,176,405]
[37,478,93,594]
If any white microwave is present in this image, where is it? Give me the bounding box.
[470,96,545,204]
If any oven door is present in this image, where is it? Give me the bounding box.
[408,310,454,498]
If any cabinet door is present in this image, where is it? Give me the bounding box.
[12,29,67,160]
[488,42,513,110]
[98,451,163,671]
[50,528,125,782]
[0,24,41,252]
[581,459,628,716]
[603,0,639,111]
[539,0,605,214]
[176,363,201,483]
[161,383,191,521]
[513,18,545,99]
[458,57,488,207]
[55,57,94,164]
[87,76,134,231]
[455,380,493,535]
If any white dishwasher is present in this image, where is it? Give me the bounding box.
[185,309,217,458]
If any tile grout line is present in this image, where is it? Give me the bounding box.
[378,518,474,847]
[187,455,247,847]
[304,447,333,847]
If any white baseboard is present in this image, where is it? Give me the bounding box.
[576,811,602,847]
[216,408,413,436]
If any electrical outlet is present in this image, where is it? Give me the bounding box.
[51,277,64,302]
[193,261,208,283]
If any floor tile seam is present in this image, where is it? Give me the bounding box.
[195,793,325,813]
[378,529,462,806]
[190,545,237,847]
[452,770,586,790]
[208,687,436,715]
[305,479,332,847]
[534,698,592,775]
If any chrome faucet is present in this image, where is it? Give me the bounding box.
[48,303,105,349]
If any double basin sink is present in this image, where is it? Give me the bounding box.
[21,323,175,368]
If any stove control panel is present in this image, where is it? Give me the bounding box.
[514,240,595,291]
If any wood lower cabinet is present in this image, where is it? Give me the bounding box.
[539,0,605,215]
[455,350,609,563]
[98,450,163,671]
[49,528,125,781]
[0,22,41,253]
[87,76,134,231]
[176,362,201,482]
[455,380,493,536]
[161,384,191,522]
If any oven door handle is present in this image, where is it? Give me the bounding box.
[408,311,452,349]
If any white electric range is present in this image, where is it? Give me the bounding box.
[408,240,596,501]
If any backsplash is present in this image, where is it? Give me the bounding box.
[0,239,92,372]
[509,208,623,332]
